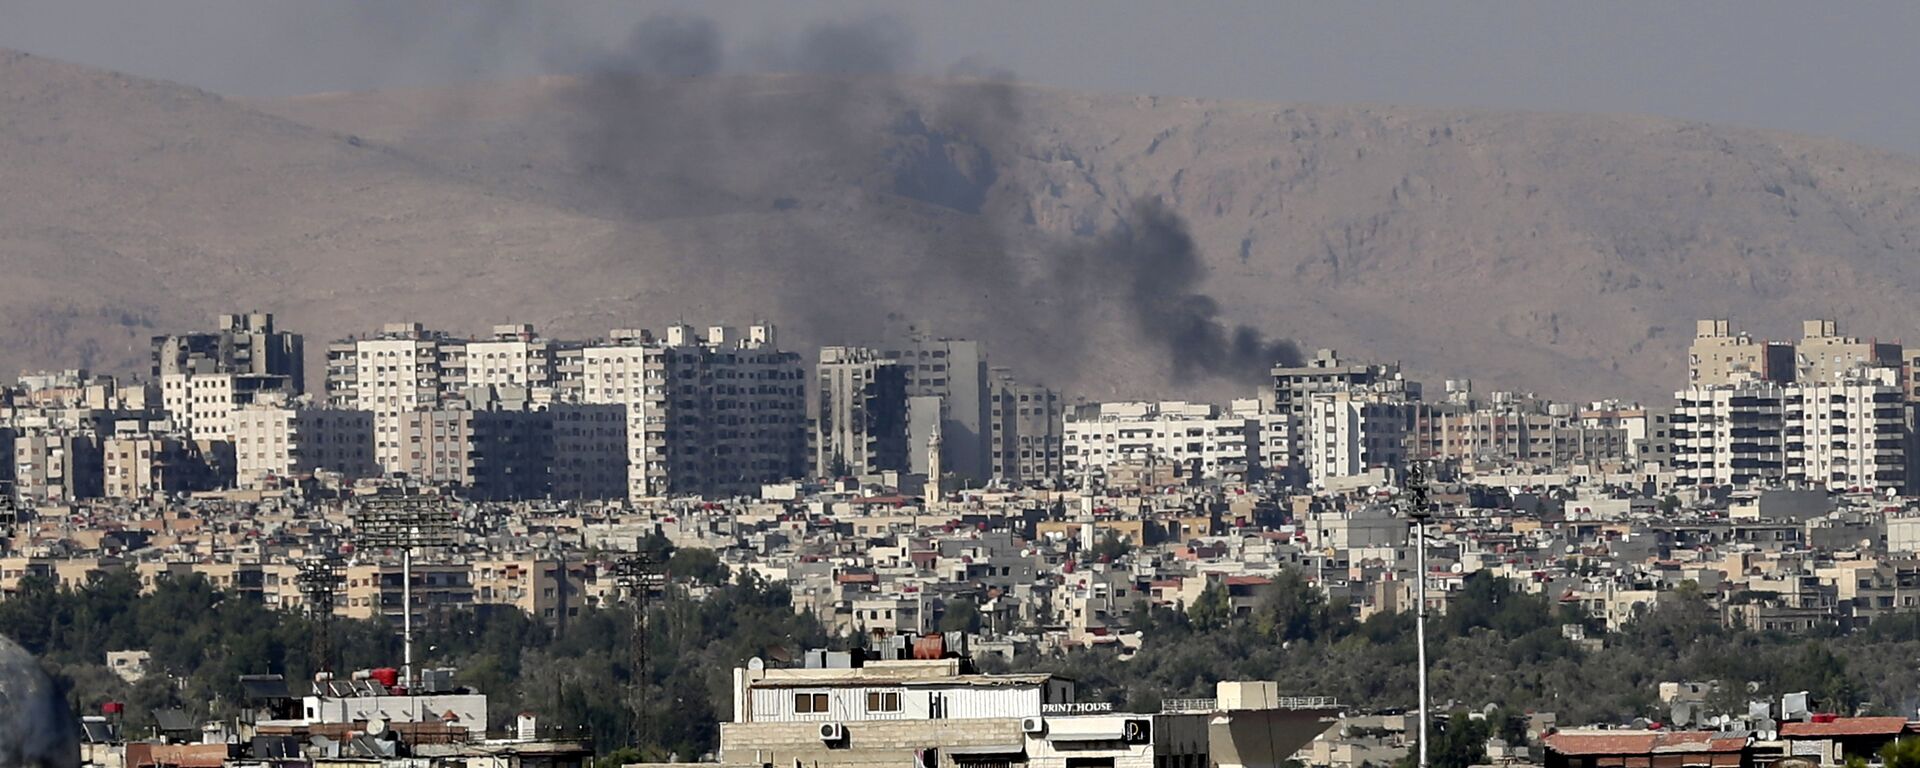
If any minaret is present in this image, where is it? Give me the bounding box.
[927,419,944,505]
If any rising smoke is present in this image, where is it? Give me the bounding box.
[559,12,1301,386]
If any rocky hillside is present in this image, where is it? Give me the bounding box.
[8,48,1920,402]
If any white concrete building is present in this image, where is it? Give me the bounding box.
[231,405,378,489]
[325,324,450,473]
[1304,391,1411,487]
[1784,369,1906,493]
[1062,401,1261,482]
[1674,368,1906,493]
[1672,378,1787,489]
[161,372,292,443]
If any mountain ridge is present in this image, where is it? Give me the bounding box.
[7,48,1920,403]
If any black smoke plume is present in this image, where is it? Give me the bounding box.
[560,13,1301,388]
[1079,200,1304,382]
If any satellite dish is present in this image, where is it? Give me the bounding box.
[366,719,388,738]
[748,657,766,671]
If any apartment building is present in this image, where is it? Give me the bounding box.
[231,405,378,489]
[341,561,475,622]
[1784,370,1906,493]
[987,368,1065,484]
[397,406,552,501]
[1410,395,1629,468]
[1689,319,1796,386]
[1305,390,1412,486]
[472,557,593,626]
[577,324,807,499]
[161,371,294,443]
[102,435,210,499]
[881,333,991,482]
[546,402,628,501]
[326,323,451,473]
[1581,404,1674,466]
[152,312,305,393]
[1672,378,1788,489]
[815,346,910,479]
[12,431,102,503]
[1796,319,1901,386]
[1675,368,1908,493]
[1271,350,1419,480]
[1062,400,1262,482]
[440,324,563,400]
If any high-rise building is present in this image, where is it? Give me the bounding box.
[986,368,1065,484]
[1784,369,1906,493]
[1688,319,1795,387]
[545,403,628,501]
[160,372,293,443]
[326,323,453,473]
[575,324,806,499]
[1672,378,1787,489]
[814,346,909,479]
[231,404,378,489]
[152,312,306,393]
[441,324,563,400]
[1305,390,1412,486]
[398,405,552,501]
[1675,369,1908,494]
[1271,349,1419,483]
[1796,319,1901,385]
[881,333,990,483]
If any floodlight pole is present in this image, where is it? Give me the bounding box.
[1406,462,1433,768]
[402,545,414,688]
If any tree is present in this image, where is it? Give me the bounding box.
[1881,737,1920,768]
[1252,569,1339,643]
[665,548,728,585]
[1089,531,1132,563]
[1188,583,1231,631]
[939,600,981,633]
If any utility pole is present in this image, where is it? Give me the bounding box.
[352,488,456,688]
[1404,461,1434,768]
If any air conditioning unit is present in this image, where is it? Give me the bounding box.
[818,722,847,742]
[1123,719,1152,744]
[1021,717,1046,735]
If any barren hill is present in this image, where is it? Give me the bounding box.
[8,48,1920,402]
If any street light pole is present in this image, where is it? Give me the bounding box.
[1405,462,1434,768]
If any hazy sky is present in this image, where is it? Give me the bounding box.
[3,1,1916,154]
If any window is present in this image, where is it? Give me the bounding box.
[866,691,901,712]
[794,692,829,714]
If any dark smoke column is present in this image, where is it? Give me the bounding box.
[1087,199,1303,384]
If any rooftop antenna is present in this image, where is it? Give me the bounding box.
[352,488,456,689]
[1403,461,1434,768]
